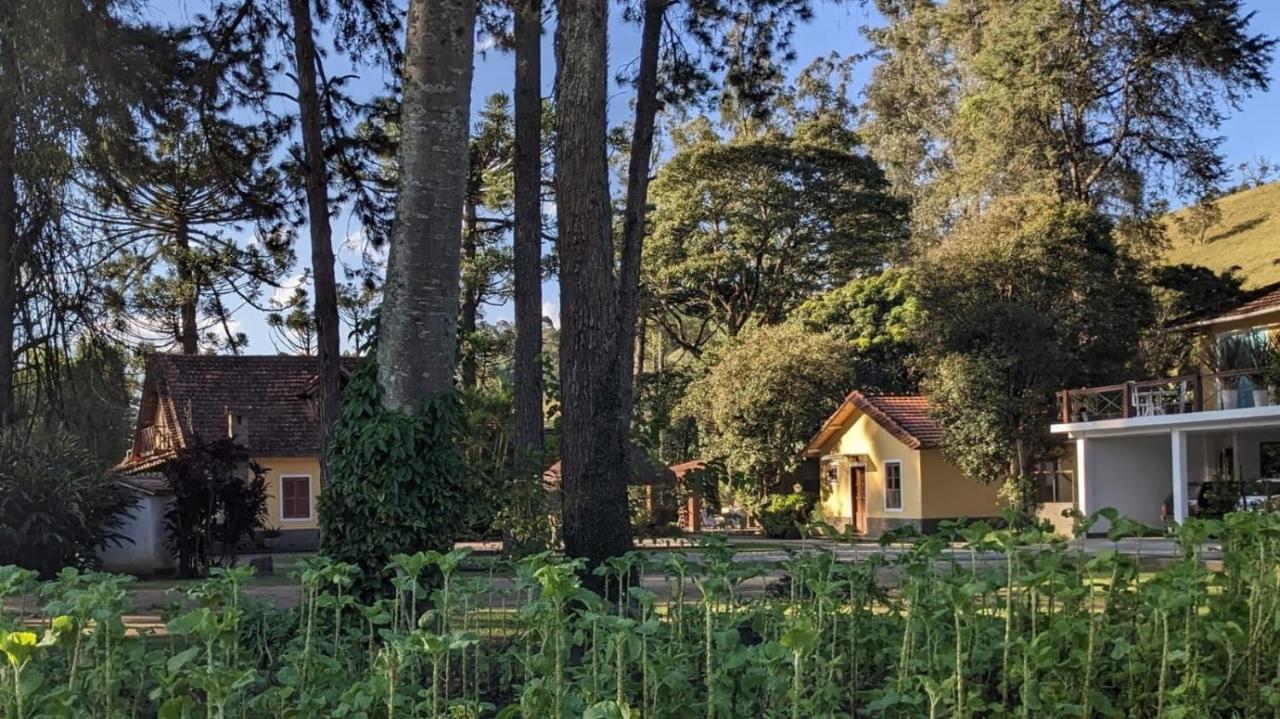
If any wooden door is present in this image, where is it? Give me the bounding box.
[852,466,867,534]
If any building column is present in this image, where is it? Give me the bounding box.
[1171,429,1189,524]
[1075,437,1091,517]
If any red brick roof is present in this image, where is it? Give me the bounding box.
[804,392,942,456]
[1171,280,1280,329]
[118,354,361,470]
[852,394,943,449]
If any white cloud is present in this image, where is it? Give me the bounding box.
[271,273,309,307]
[542,301,560,328]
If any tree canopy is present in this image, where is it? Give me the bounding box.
[644,114,908,355]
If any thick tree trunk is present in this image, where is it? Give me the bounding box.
[615,0,664,441]
[0,76,15,427]
[555,0,632,580]
[459,198,479,389]
[289,0,341,436]
[377,0,477,409]
[512,0,544,460]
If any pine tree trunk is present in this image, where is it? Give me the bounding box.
[0,72,15,428]
[459,198,479,389]
[512,0,544,461]
[377,0,477,409]
[555,0,633,582]
[289,0,341,436]
[615,0,663,443]
[175,223,199,354]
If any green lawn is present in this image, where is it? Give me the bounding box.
[1164,181,1280,288]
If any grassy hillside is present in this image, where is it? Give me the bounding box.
[1163,181,1280,288]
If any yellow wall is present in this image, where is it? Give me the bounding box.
[815,410,1006,528]
[253,456,323,530]
[918,449,1002,519]
[815,411,922,521]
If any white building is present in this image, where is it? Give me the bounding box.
[1051,282,1280,531]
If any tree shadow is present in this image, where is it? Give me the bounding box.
[1206,215,1268,244]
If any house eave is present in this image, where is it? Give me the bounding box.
[1051,404,1280,439]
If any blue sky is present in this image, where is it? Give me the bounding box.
[151,0,1280,353]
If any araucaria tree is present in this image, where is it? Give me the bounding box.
[83,114,289,354]
[914,198,1154,507]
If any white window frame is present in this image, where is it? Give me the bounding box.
[883,460,904,512]
[279,474,314,522]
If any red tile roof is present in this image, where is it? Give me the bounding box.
[803,392,942,456]
[852,394,943,449]
[118,354,361,471]
[1171,280,1280,329]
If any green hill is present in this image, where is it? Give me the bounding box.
[1163,181,1280,289]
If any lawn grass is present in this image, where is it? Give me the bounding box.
[1163,180,1280,287]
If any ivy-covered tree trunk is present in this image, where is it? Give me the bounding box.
[377,0,477,408]
[555,0,633,582]
[288,0,341,435]
[616,0,664,443]
[512,0,543,459]
[0,29,16,428]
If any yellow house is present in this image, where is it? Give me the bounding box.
[802,392,1003,537]
[109,354,360,570]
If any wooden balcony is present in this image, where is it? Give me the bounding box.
[130,425,174,459]
[1058,369,1274,423]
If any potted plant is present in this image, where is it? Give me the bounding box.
[1266,335,1280,404]
[1208,333,1271,409]
[1254,337,1275,407]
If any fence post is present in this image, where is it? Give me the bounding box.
[1122,382,1132,418]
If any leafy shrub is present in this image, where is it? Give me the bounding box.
[757,492,811,539]
[0,427,134,577]
[163,437,269,577]
[319,359,478,592]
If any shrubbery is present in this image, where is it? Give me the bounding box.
[0,428,134,577]
[162,437,269,577]
[756,491,810,539]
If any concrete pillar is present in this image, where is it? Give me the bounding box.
[1075,437,1091,516]
[1171,429,1189,524]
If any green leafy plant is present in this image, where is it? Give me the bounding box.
[756,492,811,539]
[163,436,269,577]
[0,427,135,577]
[319,359,479,595]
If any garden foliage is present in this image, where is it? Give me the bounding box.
[0,428,134,577]
[163,437,269,578]
[5,511,1280,717]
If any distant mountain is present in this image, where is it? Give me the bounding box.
[1163,181,1280,289]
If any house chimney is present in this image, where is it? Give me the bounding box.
[228,412,250,447]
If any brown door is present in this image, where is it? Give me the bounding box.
[851,466,867,534]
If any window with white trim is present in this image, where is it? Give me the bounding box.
[281,475,312,520]
[884,461,903,511]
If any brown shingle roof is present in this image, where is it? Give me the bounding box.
[1170,280,1280,330]
[119,354,361,470]
[803,392,942,457]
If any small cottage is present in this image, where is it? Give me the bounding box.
[802,392,1003,537]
